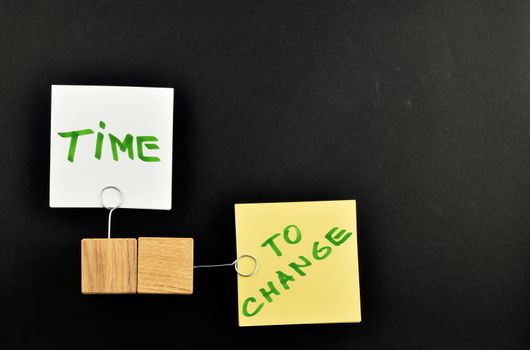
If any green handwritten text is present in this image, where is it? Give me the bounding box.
[242,226,353,318]
[58,121,161,163]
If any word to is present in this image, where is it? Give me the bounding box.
[58,121,161,163]
[242,224,352,317]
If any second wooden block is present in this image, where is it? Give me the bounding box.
[138,237,194,295]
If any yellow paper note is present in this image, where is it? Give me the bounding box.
[235,200,361,326]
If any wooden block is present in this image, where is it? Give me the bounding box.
[81,238,137,294]
[138,237,194,295]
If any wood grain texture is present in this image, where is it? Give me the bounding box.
[81,238,137,294]
[138,237,193,295]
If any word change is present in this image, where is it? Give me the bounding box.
[242,225,352,317]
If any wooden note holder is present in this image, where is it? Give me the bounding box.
[138,237,194,295]
[81,237,193,295]
[81,238,138,294]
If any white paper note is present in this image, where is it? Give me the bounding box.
[49,85,173,210]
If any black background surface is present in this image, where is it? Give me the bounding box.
[0,1,528,349]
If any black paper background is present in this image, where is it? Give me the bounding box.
[0,1,528,349]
